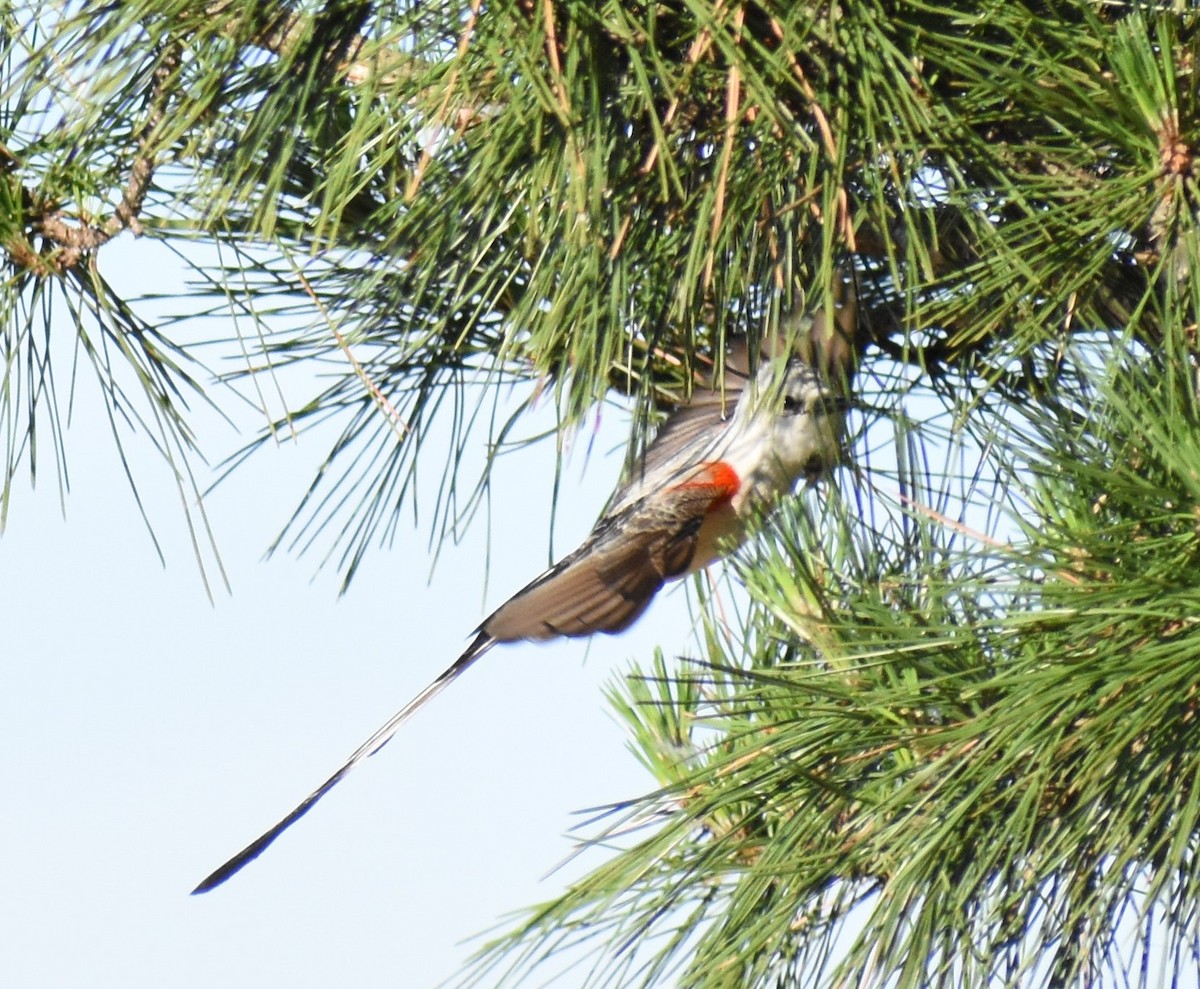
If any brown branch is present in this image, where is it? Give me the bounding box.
[33,43,181,271]
[295,269,411,443]
[541,0,571,119]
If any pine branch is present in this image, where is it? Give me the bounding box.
[20,41,178,272]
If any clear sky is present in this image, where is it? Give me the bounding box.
[1,238,717,987]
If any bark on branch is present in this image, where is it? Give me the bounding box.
[31,42,181,272]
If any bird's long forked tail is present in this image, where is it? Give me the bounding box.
[191,632,495,894]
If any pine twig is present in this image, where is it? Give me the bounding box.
[34,43,182,271]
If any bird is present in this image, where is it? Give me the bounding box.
[192,292,856,894]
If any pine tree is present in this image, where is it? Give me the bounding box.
[7,2,1200,986]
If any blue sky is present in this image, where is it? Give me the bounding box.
[1,237,709,987]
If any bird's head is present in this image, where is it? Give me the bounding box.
[752,358,849,483]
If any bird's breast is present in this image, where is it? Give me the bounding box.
[688,498,745,573]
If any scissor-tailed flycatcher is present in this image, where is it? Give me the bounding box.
[193,298,855,894]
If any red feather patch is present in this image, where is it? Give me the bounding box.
[670,460,741,506]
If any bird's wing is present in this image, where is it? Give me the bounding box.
[487,341,758,643]
[611,340,753,511]
[483,463,741,642]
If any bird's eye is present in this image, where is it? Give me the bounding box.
[782,395,801,414]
